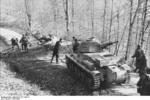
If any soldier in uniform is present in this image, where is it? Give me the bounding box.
[73,39,79,53]
[11,38,16,50]
[15,38,20,50]
[72,37,75,51]
[51,38,62,63]
[137,73,150,95]
[132,45,147,75]
[20,35,28,52]
[20,35,25,50]
[11,38,19,50]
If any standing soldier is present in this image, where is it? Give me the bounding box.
[11,38,16,50]
[23,37,28,52]
[73,39,79,53]
[51,38,62,63]
[20,35,25,51]
[20,35,28,52]
[11,38,19,50]
[15,38,20,50]
[72,37,76,52]
[132,45,147,75]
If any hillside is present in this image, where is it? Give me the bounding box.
[0,0,150,98]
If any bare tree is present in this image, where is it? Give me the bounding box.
[24,0,31,33]
[125,0,141,60]
[108,0,114,51]
[71,0,75,32]
[146,29,150,53]
[135,14,140,46]
[140,0,149,46]
[64,0,69,35]
[91,0,95,36]
[115,8,120,55]
[102,0,107,42]
[116,18,129,55]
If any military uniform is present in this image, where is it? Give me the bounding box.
[132,46,147,75]
[137,74,150,95]
[11,38,19,50]
[51,39,61,63]
[73,39,79,53]
[20,36,28,52]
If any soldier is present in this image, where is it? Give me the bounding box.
[23,37,28,52]
[11,38,16,50]
[132,45,147,75]
[15,38,20,50]
[51,38,62,63]
[137,73,150,95]
[72,37,75,51]
[20,35,28,52]
[73,39,79,53]
[20,35,25,51]
[11,38,19,50]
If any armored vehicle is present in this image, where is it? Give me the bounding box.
[66,39,130,89]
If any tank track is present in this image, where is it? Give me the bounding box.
[66,55,101,89]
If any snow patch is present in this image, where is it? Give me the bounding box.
[0,28,22,45]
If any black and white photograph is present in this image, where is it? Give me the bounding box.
[0,0,150,99]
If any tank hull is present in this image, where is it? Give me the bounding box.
[66,55,101,89]
[66,54,128,89]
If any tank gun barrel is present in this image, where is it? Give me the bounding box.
[100,41,118,49]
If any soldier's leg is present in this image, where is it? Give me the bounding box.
[51,52,55,63]
[17,44,20,50]
[25,44,28,52]
[23,44,26,52]
[135,63,140,73]
[139,68,146,76]
[56,54,59,63]
[21,44,24,50]
[24,43,28,52]
[12,45,14,50]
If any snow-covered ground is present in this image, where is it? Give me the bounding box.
[0,28,22,45]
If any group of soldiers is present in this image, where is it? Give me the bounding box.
[11,34,29,52]
[50,36,79,64]
[132,45,150,95]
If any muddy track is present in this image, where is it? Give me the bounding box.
[2,47,93,95]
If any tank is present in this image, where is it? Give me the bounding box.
[66,39,129,89]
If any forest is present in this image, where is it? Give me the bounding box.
[0,0,150,97]
[1,0,150,62]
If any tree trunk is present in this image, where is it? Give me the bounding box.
[109,0,113,51]
[140,0,148,46]
[125,0,133,60]
[24,0,31,33]
[115,9,120,55]
[102,0,107,42]
[91,0,94,37]
[125,0,141,60]
[72,0,75,32]
[66,0,69,35]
